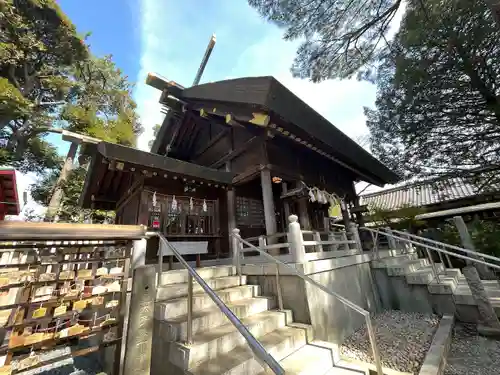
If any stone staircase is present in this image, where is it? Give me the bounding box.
[151,265,344,375]
[371,250,500,321]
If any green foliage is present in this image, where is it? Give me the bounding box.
[31,55,143,222]
[31,166,115,223]
[0,0,142,221]
[148,123,161,149]
[247,0,404,81]
[0,0,88,173]
[367,203,426,229]
[438,220,500,257]
[366,0,500,183]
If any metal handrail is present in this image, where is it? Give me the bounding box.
[361,227,500,271]
[154,233,285,375]
[386,228,500,264]
[232,233,384,375]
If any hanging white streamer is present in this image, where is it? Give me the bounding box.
[171,195,177,211]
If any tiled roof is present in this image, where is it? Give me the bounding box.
[359,176,500,211]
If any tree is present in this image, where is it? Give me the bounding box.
[366,0,500,333]
[248,0,403,81]
[0,0,88,173]
[365,0,500,184]
[248,0,500,82]
[31,55,143,222]
[31,166,114,223]
[148,123,161,149]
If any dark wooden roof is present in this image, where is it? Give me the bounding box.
[0,169,20,216]
[151,76,398,186]
[80,142,235,210]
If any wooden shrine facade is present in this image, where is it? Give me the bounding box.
[79,75,398,262]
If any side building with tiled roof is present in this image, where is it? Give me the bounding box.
[359,175,500,222]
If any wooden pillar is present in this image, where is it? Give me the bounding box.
[281,182,291,218]
[226,161,236,258]
[294,181,311,230]
[260,168,277,238]
[297,198,311,230]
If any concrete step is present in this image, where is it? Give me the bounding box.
[159,265,235,285]
[159,296,276,341]
[453,278,500,306]
[386,258,430,276]
[426,268,463,294]
[157,275,246,300]
[188,323,312,375]
[406,264,445,284]
[170,309,293,369]
[256,343,335,375]
[371,253,418,269]
[156,284,261,319]
[428,276,460,294]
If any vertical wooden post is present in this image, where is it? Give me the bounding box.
[123,265,156,375]
[453,216,496,280]
[261,168,278,248]
[226,158,236,257]
[282,182,291,221]
[287,215,305,263]
[297,197,311,230]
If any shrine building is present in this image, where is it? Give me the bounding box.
[79,75,398,264]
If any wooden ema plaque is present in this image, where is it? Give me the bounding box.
[0,239,131,374]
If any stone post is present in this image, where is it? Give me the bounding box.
[123,265,156,375]
[452,216,500,334]
[385,227,397,250]
[131,238,147,270]
[232,228,243,267]
[258,235,267,249]
[313,231,323,252]
[349,223,362,253]
[453,216,496,280]
[287,215,305,263]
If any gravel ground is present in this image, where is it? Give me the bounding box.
[13,344,105,375]
[444,324,500,375]
[340,310,440,374]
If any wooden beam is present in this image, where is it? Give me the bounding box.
[210,136,261,169]
[98,142,235,185]
[111,170,124,195]
[232,165,261,185]
[193,128,231,160]
[115,176,144,213]
[100,169,115,196]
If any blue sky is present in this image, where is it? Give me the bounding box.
[17,0,404,217]
[51,0,385,152]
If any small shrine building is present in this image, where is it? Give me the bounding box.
[79,75,398,263]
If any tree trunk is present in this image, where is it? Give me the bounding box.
[46,142,79,221]
[484,0,500,28]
